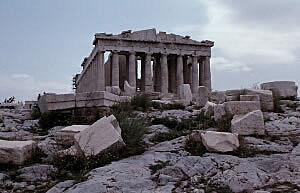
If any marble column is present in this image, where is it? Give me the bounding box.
[204,56,211,90]
[176,55,184,94]
[161,53,168,94]
[97,50,105,91]
[112,51,119,87]
[199,58,205,86]
[145,52,153,92]
[192,55,199,94]
[139,56,145,91]
[154,56,161,92]
[169,57,176,93]
[128,51,136,87]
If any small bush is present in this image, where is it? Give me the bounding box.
[162,103,185,110]
[150,131,186,143]
[116,112,148,156]
[152,117,179,129]
[131,93,152,111]
[111,101,133,114]
[30,104,41,120]
[39,111,72,131]
[149,161,170,175]
[184,135,206,156]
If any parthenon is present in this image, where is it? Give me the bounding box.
[74,28,214,97]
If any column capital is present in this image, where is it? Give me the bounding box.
[145,52,153,56]
[112,50,119,54]
[97,45,106,52]
[161,52,168,57]
[129,51,136,55]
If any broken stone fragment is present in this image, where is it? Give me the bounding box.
[213,104,226,122]
[124,80,136,96]
[261,81,298,99]
[231,110,265,136]
[224,101,261,116]
[244,88,274,112]
[196,86,209,107]
[200,131,239,152]
[179,84,193,103]
[209,91,226,104]
[0,139,36,165]
[74,115,125,157]
[55,125,89,146]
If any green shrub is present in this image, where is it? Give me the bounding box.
[184,135,206,156]
[149,161,170,175]
[130,93,152,111]
[150,131,186,143]
[111,101,133,114]
[30,104,41,120]
[116,112,148,156]
[38,111,72,131]
[151,117,179,129]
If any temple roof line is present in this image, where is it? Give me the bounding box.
[93,28,214,47]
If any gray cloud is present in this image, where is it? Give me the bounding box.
[220,0,300,30]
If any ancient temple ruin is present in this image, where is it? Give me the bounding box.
[74,28,214,95]
[39,29,214,112]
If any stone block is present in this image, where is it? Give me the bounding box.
[202,101,216,118]
[225,89,243,96]
[214,104,226,122]
[261,81,298,99]
[111,86,121,95]
[245,88,274,112]
[179,84,193,103]
[231,110,265,136]
[0,140,36,165]
[55,125,89,146]
[224,101,261,116]
[124,81,136,96]
[240,95,260,101]
[196,86,209,107]
[200,131,239,152]
[74,115,125,157]
[225,95,239,102]
[46,93,75,103]
[209,91,226,104]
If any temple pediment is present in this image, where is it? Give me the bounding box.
[94,28,213,46]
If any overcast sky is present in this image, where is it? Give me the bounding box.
[0,0,299,101]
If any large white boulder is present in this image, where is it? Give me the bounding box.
[55,125,89,146]
[179,84,193,103]
[224,101,261,116]
[245,88,274,112]
[0,140,36,165]
[261,81,298,99]
[74,115,125,157]
[196,86,209,107]
[231,110,265,136]
[124,81,136,96]
[201,131,239,152]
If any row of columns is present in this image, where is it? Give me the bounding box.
[76,50,105,93]
[77,49,211,95]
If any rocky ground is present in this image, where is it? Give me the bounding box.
[1,95,300,192]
